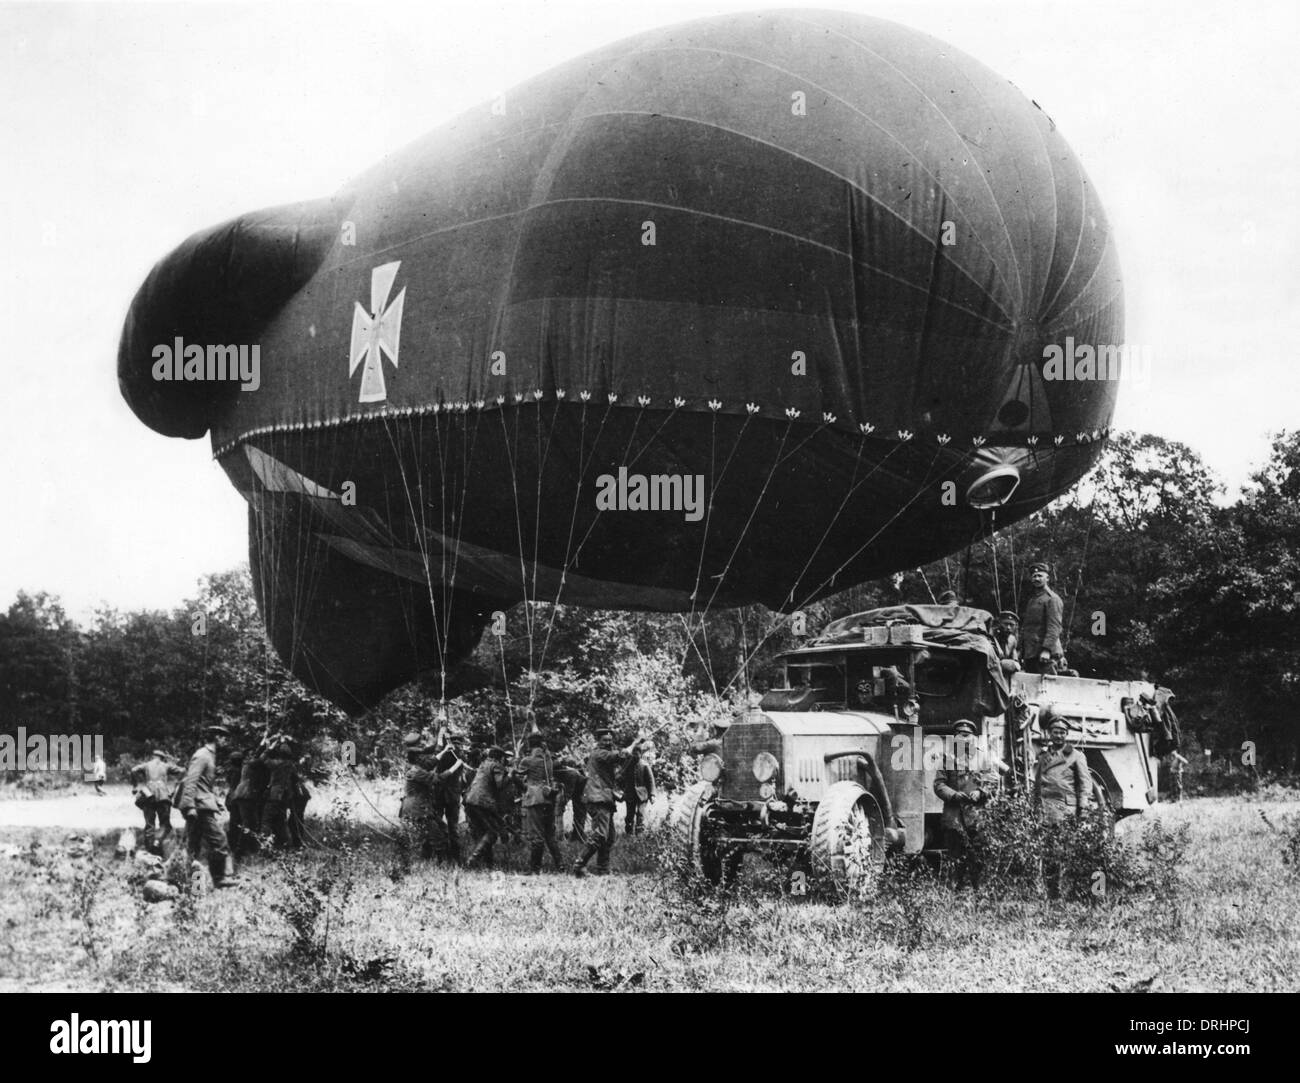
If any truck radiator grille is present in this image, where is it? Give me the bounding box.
[718,721,782,802]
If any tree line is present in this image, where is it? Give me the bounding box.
[2,429,1297,778]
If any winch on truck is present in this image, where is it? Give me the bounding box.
[669,604,1173,891]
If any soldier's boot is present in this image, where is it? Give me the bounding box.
[527,840,544,874]
[573,843,596,876]
[466,835,491,869]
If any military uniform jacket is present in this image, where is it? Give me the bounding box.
[178,745,221,814]
[401,757,440,820]
[933,754,1000,831]
[584,747,629,805]
[231,757,268,802]
[133,757,175,802]
[1034,744,1090,810]
[1020,587,1064,658]
[555,765,586,801]
[515,748,558,808]
[264,755,299,803]
[465,760,510,809]
[621,760,656,801]
[432,753,466,806]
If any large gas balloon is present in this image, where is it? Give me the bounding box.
[119,10,1122,712]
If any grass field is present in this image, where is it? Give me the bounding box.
[2,786,1298,992]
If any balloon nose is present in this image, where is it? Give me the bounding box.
[965,464,1021,509]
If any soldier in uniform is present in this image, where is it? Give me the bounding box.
[130,749,179,853]
[555,757,588,843]
[1020,562,1065,674]
[1167,750,1188,802]
[178,723,240,888]
[430,735,467,863]
[288,758,312,850]
[515,732,565,874]
[223,751,247,855]
[1033,711,1090,822]
[991,611,1021,676]
[933,720,1003,889]
[229,747,268,856]
[260,737,299,850]
[464,746,510,868]
[498,749,522,845]
[574,729,642,876]
[399,731,439,858]
[687,719,730,758]
[620,746,656,835]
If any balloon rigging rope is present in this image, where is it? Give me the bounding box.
[382,417,449,695]
[781,435,899,608]
[720,447,953,697]
[990,510,1002,612]
[682,413,757,691]
[525,397,573,709]
[1064,510,1094,652]
[536,397,597,677]
[497,405,535,685]
[700,418,797,616]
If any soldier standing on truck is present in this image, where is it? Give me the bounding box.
[573,729,642,877]
[991,611,1021,676]
[1020,562,1065,674]
[933,720,1003,889]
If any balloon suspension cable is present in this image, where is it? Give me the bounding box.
[722,447,953,698]
[381,418,449,703]
[1007,517,1019,616]
[989,509,1001,612]
[1063,512,1095,652]
[918,564,936,603]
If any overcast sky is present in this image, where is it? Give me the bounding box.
[2,0,1297,620]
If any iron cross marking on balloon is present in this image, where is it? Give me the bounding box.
[349,261,405,403]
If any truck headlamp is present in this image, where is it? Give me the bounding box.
[752,751,779,782]
[759,781,777,799]
[700,753,724,782]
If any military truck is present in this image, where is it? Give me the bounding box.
[669,605,1174,890]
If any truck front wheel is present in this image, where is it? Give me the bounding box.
[668,780,724,883]
[810,781,886,895]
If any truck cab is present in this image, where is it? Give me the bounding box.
[670,604,1162,889]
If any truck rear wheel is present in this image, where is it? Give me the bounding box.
[1090,769,1116,836]
[668,780,723,883]
[810,781,886,894]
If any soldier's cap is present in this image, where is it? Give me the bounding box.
[526,732,546,747]
[151,749,168,758]
[1041,708,1070,731]
[594,727,613,739]
[953,720,978,735]
[402,731,434,753]
[1028,561,1051,575]
[995,610,1020,624]
[486,745,506,758]
[203,723,231,737]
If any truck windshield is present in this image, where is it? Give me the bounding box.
[913,650,970,698]
[785,662,846,707]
